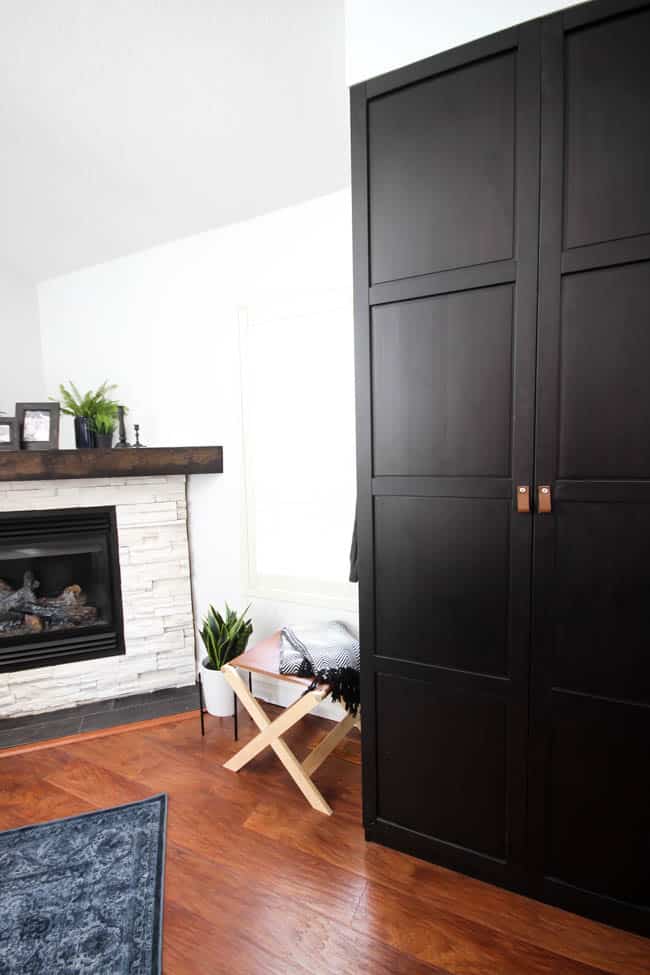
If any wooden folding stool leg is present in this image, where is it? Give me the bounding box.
[302,710,359,777]
[221,664,333,815]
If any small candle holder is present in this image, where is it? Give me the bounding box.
[114,406,131,448]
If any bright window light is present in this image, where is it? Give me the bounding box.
[240,292,357,608]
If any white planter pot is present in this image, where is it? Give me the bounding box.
[200,659,235,717]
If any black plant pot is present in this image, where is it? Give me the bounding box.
[74,416,96,449]
[95,433,114,449]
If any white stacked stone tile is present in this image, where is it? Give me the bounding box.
[0,475,196,718]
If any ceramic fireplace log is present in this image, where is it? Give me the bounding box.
[0,572,98,631]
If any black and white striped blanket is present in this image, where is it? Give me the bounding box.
[279,622,360,715]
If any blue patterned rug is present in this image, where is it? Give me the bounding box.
[0,794,167,974]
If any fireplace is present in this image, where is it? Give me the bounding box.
[0,506,125,672]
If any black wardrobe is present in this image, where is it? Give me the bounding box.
[351,0,650,936]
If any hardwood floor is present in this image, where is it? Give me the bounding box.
[1,706,648,974]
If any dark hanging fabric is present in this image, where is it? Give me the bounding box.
[307,666,360,717]
[349,508,359,583]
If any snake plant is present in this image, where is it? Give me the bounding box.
[200,604,253,670]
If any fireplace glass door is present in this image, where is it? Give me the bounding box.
[0,507,125,670]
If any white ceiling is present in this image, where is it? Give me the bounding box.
[0,1,350,282]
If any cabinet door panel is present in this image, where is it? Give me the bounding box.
[564,8,650,248]
[372,287,513,477]
[558,263,650,479]
[376,673,507,860]
[553,501,650,703]
[375,496,510,675]
[368,52,515,284]
[547,692,650,906]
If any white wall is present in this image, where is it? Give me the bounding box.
[0,268,45,412]
[344,0,589,84]
[38,190,357,718]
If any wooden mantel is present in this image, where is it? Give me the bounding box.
[0,446,223,482]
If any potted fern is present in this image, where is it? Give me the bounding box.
[199,604,253,716]
[56,381,121,448]
[93,411,118,449]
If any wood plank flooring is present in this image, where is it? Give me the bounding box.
[1,706,648,974]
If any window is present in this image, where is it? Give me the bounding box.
[240,291,357,609]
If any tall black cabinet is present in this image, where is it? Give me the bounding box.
[351,0,650,936]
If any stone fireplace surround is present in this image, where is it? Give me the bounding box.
[0,474,198,719]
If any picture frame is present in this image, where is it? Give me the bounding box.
[0,416,18,451]
[16,402,60,451]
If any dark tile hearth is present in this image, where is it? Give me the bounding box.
[0,683,198,749]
